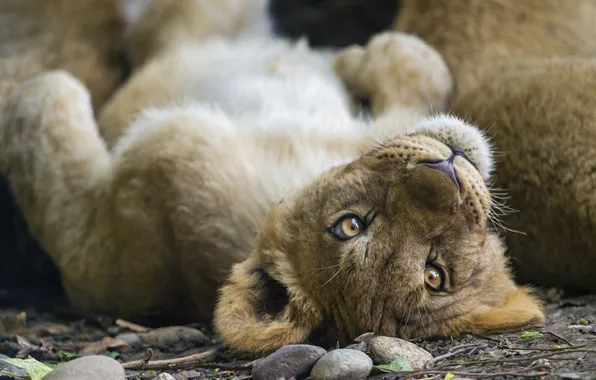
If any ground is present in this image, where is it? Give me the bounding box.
[1,288,595,379]
[0,1,595,379]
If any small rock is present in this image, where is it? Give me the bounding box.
[354,332,374,344]
[344,342,367,352]
[139,326,208,352]
[0,353,9,360]
[252,344,327,380]
[369,336,432,369]
[157,373,176,380]
[115,332,141,345]
[310,349,372,380]
[107,326,121,336]
[42,355,125,380]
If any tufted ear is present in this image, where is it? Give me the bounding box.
[469,287,545,335]
[214,255,322,353]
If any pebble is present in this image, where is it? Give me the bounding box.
[157,373,176,380]
[369,336,432,369]
[139,326,208,352]
[0,353,9,360]
[115,332,141,345]
[252,344,327,380]
[310,348,373,380]
[42,355,125,380]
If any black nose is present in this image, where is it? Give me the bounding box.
[422,155,459,189]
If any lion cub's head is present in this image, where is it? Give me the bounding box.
[214,115,544,353]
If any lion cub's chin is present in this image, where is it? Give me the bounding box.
[214,116,544,353]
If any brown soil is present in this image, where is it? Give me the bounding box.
[1,288,595,380]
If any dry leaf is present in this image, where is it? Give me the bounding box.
[78,337,128,356]
[115,319,151,333]
[27,322,73,337]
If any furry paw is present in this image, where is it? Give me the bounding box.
[1,71,90,145]
[333,32,453,115]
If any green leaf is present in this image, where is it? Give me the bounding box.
[3,358,54,380]
[106,351,120,359]
[375,357,414,372]
[579,318,589,325]
[520,331,543,339]
[444,372,456,380]
[58,350,81,362]
[147,370,157,376]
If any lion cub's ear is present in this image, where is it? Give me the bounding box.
[469,287,545,335]
[214,255,322,353]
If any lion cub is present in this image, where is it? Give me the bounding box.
[0,0,543,352]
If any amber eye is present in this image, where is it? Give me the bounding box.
[328,214,366,240]
[424,264,446,291]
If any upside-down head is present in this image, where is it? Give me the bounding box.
[214,115,544,353]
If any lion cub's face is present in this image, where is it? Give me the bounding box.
[215,115,544,353]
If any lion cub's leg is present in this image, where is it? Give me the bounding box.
[334,32,453,141]
[0,71,181,317]
[98,0,270,148]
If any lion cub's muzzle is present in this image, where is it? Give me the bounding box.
[420,153,460,190]
[409,115,494,181]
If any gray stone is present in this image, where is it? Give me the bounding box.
[369,336,432,369]
[139,326,208,352]
[252,344,327,380]
[0,353,9,360]
[115,332,141,345]
[42,355,125,380]
[310,349,372,380]
[157,373,176,380]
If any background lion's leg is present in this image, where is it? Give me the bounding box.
[452,58,596,292]
[0,0,126,111]
[97,0,271,148]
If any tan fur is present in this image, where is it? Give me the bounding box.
[394,0,596,292]
[0,0,127,112]
[0,0,544,353]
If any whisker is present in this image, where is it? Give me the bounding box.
[316,263,342,270]
[320,267,343,289]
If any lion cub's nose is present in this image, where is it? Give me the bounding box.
[421,155,460,190]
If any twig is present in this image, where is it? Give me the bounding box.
[439,348,596,368]
[195,360,256,371]
[122,348,219,370]
[544,331,574,346]
[370,366,550,379]
[469,333,503,343]
[423,343,488,369]
[505,344,591,353]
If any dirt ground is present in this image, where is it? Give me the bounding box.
[1,288,595,380]
[1,1,595,379]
